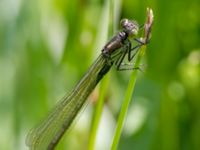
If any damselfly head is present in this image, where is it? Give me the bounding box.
[120,19,139,37]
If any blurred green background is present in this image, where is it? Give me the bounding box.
[0,0,200,150]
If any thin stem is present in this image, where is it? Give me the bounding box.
[88,74,110,150]
[88,0,112,149]
[110,45,146,150]
[110,8,153,149]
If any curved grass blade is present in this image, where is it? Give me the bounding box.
[111,8,154,150]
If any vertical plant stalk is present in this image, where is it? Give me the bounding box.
[88,0,123,149]
[88,0,112,150]
[111,44,146,150]
[110,8,154,150]
[88,73,110,150]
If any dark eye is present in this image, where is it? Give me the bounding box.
[120,19,129,28]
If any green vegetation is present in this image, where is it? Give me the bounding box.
[0,0,200,150]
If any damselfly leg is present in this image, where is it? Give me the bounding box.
[115,39,145,71]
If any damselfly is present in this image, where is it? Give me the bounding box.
[26,9,153,150]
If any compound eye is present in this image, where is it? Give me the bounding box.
[120,18,139,36]
[120,19,129,28]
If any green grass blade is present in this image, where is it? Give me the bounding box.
[88,73,110,150]
[111,45,146,150]
[88,0,115,149]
